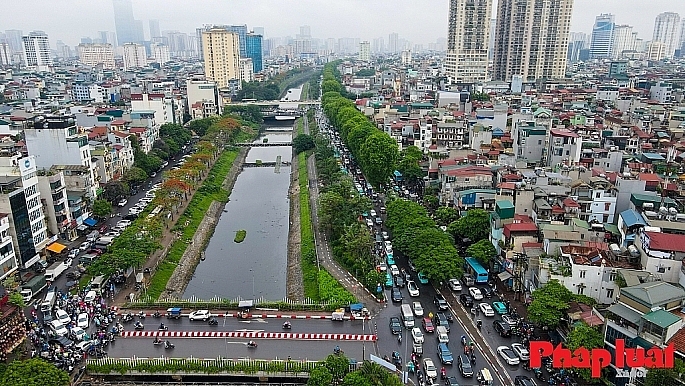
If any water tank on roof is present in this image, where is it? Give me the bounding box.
[610,244,621,255]
[645,211,658,218]
[628,245,640,258]
[659,206,669,215]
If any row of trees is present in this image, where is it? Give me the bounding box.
[384,199,463,283]
[307,355,402,386]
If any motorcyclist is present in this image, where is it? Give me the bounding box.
[334,345,341,354]
[153,336,162,344]
[398,334,402,343]
[441,366,446,378]
[283,321,291,328]
[248,340,257,347]
[134,321,143,329]
[159,322,165,330]
[164,340,173,349]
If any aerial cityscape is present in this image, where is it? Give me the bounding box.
[0,0,685,385]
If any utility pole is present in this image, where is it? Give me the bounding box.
[512,252,529,302]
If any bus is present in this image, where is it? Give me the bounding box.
[465,257,489,284]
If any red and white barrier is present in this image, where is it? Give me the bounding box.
[120,331,376,341]
[117,312,370,320]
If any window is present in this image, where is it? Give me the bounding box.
[609,272,617,281]
[606,288,614,299]
[580,270,586,278]
[577,285,585,295]
[596,192,601,198]
[605,203,611,211]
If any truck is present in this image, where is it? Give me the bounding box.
[20,275,46,302]
[332,309,345,321]
[45,261,68,281]
[40,289,57,314]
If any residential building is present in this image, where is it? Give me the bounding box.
[112,0,143,44]
[590,14,615,58]
[401,50,412,65]
[567,32,589,62]
[650,82,672,103]
[493,0,573,82]
[570,178,617,224]
[0,43,11,66]
[77,43,115,69]
[71,83,107,103]
[611,25,635,59]
[445,0,492,84]
[239,58,254,82]
[388,32,399,53]
[653,12,680,58]
[646,41,667,61]
[512,120,546,165]
[51,165,94,231]
[201,28,241,89]
[547,129,582,168]
[107,131,135,172]
[22,31,52,72]
[245,33,263,72]
[130,92,177,124]
[359,41,371,62]
[24,116,97,200]
[0,155,48,269]
[150,43,170,64]
[122,43,146,70]
[128,111,160,154]
[0,216,17,281]
[186,79,219,117]
[636,230,685,283]
[149,19,160,39]
[36,171,75,241]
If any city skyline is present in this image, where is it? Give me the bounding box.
[0,0,684,48]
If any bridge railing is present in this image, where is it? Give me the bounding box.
[125,296,349,312]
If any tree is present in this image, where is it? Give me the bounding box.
[396,146,424,184]
[527,280,573,329]
[322,79,342,94]
[359,132,399,187]
[187,117,218,137]
[447,209,490,243]
[644,368,680,386]
[122,166,149,185]
[102,181,129,203]
[434,207,459,226]
[466,239,496,267]
[7,293,24,308]
[565,324,606,382]
[342,372,373,386]
[293,134,315,154]
[92,199,112,218]
[0,359,70,386]
[324,354,351,381]
[307,366,333,386]
[222,105,264,124]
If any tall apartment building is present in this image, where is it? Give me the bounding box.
[388,33,399,53]
[149,19,161,39]
[36,171,75,241]
[112,0,143,44]
[590,14,615,58]
[122,43,147,70]
[201,28,241,90]
[567,32,589,62]
[245,33,263,72]
[77,43,115,69]
[239,58,254,82]
[445,0,492,84]
[653,12,681,58]
[359,41,371,61]
[0,43,10,66]
[493,0,573,82]
[22,31,52,72]
[150,43,170,64]
[612,25,635,59]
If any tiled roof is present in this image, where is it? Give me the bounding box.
[621,282,685,308]
[644,231,685,253]
[667,325,685,353]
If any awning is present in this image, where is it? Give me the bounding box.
[83,218,97,227]
[498,271,512,281]
[46,242,67,254]
[607,303,642,324]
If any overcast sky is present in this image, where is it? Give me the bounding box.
[4,0,685,47]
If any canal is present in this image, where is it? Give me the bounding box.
[183,124,293,301]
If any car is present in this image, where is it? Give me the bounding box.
[68,249,79,259]
[458,354,473,377]
[375,217,382,225]
[434,294,449,311]
[365,218,373,227]
[511,343,530,361]
[422,317,435,333]
[370,210,377,217]
[502,314,519,327]
[407,281,420,297]
[408,259,416,272]
[70,326,87,341]
[417,272,429,284]
[479,286,494,298]
[379,262,387,272]
[104,231,120,238]
[77,313,89,329]
[497,346,520,365]
[150,172,157,178]
[403,271,412,283]
[492,301,508,315]
[385,272,394,288]
[389,316,402,335]
[75,340,94,352]
[116,220,131,228]
[64,257,73,267]
[411,327,424,344]
[117,199,128,207]
[84,290,97,303]
[86,249,103,256]
[515,375,537,386]
[55,309,71,325]
[391,287,403,303]
[437,342,454,365]
[448,278,462,292]
[459,294,474,308]
[468,287,483,300]
[384,240,392,249]
[443,375,460,386]
[390,264,400,277]
[386,254,395,265]
[382,231,389,240]
[385,246,393,255]
[189,310,211,321]
[49,336,74,348]
[79,241,91,252]
[394,275,405,288]
[493,320,512,337]
[479,303,495,317]
[413,301,424,317]
[66,271,82,280]
[433,312,450,332]
[50,320,68,336]
[422,357,438,379]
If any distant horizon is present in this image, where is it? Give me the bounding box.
[0,0,683,48]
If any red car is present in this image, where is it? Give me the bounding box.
[98,224,109,233]
[422,317,435,333]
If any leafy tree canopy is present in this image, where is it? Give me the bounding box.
[102,181,129,203]
[466,239,497,267]
[447,209,490,243]
[434,207,459,226]
[293,134,315,154]
[92,199,112,218]
[0,359,69,386]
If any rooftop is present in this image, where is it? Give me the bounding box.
[641,309,681,329]
[644,231,685,253]
[621,281,685,308]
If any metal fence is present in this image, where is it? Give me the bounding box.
[126,296,346,311]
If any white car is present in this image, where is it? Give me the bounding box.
[84,290,97,303]
[79,241,91,252]
[384,241,392,249]
[422,357,438,379]
[116,220,131,228]
[411,327,425,344]
[68,249,79,259]
[382,231,389,240]
[407,281,420,297]
[479,303,495,317]
[497,346,521,365]
[50,320,68,336]
[413,301,424,317]
[469,287,484,300]
[378,262,387,272]
[390,264,400,277]
[55,309,71,325]
[366,218,373,227]
[104,231,120,238]
[370,210,377,217]
[75,341,94,352]
[77,313,89,329]
[188,310,211,321]
[117,199,128,207]
[70,326,87,341]
[448,278,462,292]
[511,343,530,361]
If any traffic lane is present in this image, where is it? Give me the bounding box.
[121,317,370,334]
[105,337,367,361]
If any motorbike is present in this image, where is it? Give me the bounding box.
[153,338,164,346]
[158,323,168,331]
[440,367,447,379]
[152,311,161,319]
[164,341,174,349]
[534,367,545,381]
[138,311,146,319]
[121,313,133,323]
[334,346,342,355]
[134,321,144,330]
[282,322,291,330]
[476,319,482,330]
[208,318,218,326]
[247,341,258,348]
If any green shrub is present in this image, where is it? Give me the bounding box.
[234,230,247,243]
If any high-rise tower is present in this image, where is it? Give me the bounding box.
[445,0,492,84]
[590,13,615,58]
[112,0,143,44]
[202,28,241,89]
[653,12,680,58]
[22,31,52,72]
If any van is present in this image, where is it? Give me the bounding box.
[401,304,414,328]
[79,253,98,265]
[90,275,106,294]
[477,368,493,385]
[40,290,56,314]
[437,325,449,344]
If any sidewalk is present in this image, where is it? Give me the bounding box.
[303,116,382,316]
